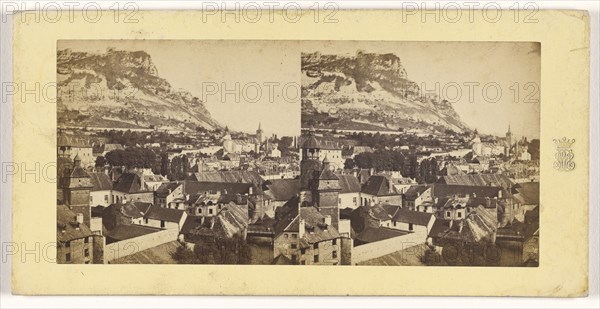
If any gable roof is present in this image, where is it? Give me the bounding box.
[57,205,93,243]
[144,204,185,223]
[362,175,396,196]
[428,206,497,243]
[404,185,430,200]
[514,182,539,205]
[355,227,409,244]
[183,181,255,196]
[187,170,263,184]
[432,184,505,199]
[264,179,299,201]
[336,174,361,193]
[300,207,341,244]
[438,174,513,188]
[113,173,144,194]
[392,208,434,226]
[89,172,113,191]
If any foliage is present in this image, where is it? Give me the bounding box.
[104,147,157,169]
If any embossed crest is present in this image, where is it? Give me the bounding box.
[553,137,575,171]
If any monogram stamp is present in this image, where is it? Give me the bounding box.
[553,137,575,171]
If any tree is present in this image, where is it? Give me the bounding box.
[95,156,107,168]
[344,158,355,169]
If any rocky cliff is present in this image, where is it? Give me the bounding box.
[57,48,221,131]
[301,50,470,133]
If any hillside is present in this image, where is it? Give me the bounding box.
[57,48,221,131]
[301,50,471,134]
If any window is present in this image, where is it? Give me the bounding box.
[84,237,89,244]
[393,220,397,227]
[209,209,213,215]
[84,249,89,257]
[332,251,337,258]
[104,195,109,202]
[90,196,93,203]
[301,260,306,265]
[144,218,149,224]
[409,223,414,231]
[198,208,202,214]
[446,211,451,217]
[284,234,289,238]
[291,254,297,263]
[160,220,165,228]
[300,248,305,255]
[176,203,180,209]
[314,255,319,263]
[457,212,462,218]
[291,233,297,239]
[332,239,337,245]
[66,253,71,262]
[65,241,70,248]
[313,243,318,249]
[353,197,357,204]
[291,244,297,249]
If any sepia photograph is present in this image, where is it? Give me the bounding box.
[5,5,593,301]
[55,40,540,266]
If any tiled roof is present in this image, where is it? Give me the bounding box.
[105,224,161,243]
[144,204,184,223]
[113,173,143,194]
[362,175,396,196]
[57,205,93,243]
[391,208,433,226]
[336,174,361,193]
[264,179,299,201]
[514,182,539,205]
[364,204,394,221]
[102,201,148,231]
[187,170,264,184]
[89,172,113,191]
[355,227,409,244]
[183,181,255,196]
[432,184,506,199]
[438,174,513,188]
[300,207,341,244]
[428,206,497,243]
[404,185,429,200]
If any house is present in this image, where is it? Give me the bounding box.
[263,178,300,215]
[403,185,433,212]
[101,200,155,243]
[512,182,539,223]
[142,204,187,232]
[336,174,362,209]
[57,133,95,168]
[272,198,345,265]
[57,204,103,264]
[436,174,513,188]
[181,202,249,243]
[89,172,114,207]
[390,208,435,235]
[360,175,403,206]
[112,172,154,203]
[427,205,498,247]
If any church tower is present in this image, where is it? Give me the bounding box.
[61,154,93,226]
[315,155,341,229]
[300,127,322,204]
[256,122,263,146]
[505,124,513,157]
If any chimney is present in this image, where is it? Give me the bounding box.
[76,213,84,224]
[121,197,127,204]
[249,186,253,195]
[324,215,332,226]
[449,220,454,228]
[458,220,464,233]
[498,189,502,198]
[299,219,306,238]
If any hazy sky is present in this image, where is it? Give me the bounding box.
[59,40,540,139]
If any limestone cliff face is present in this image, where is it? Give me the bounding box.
[301,51,470,133]
[57,48,220,131]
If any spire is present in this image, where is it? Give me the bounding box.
[73,153,81,167]
[508,124,511,134]
[258,121,262,131]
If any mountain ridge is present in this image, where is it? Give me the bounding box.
[57,48,221,131]
[301,50,471,134]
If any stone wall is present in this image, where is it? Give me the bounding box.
[351,230,426,264]
[104,228,178,263]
